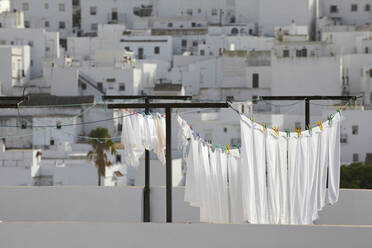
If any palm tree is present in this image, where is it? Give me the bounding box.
[86,127,116,186]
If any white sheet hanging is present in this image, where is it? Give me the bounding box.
[227,149,244,223]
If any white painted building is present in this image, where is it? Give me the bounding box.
[0,141,41,186]
[320,0,372,26]
[0,28,59,79]
[80,0,151,33]
[0,45,30,95]
[10,0,73,39]
[0,10,24,28]
[0,0,9,13]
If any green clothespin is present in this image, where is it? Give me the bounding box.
[336,108,341,116]
[328,114,334,125]
[306,125,312,135]
[285,128,291,138]
[235,144,240,153]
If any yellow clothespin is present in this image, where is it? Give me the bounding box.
[261,122,266,132]
[273,126,279,136]
[226,145,231,155]
[316,121,323,131]
[252,116,255,122]
[296,128,302,138]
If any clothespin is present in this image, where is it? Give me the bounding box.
[273,126,279,136]
[336,108,341,116]
[316,121,323,131]
[306,125,312,135]
[296,128,302,138]
[189,125,193,130]
[235,144,240,153]
[285,128,291,138]
[176,109,179,114]
[21,121,27,129]
[328,114,334,125]
[196,132,200,138]
[261,122,266,132]
[226,145,231,155]
[250,116,255,122]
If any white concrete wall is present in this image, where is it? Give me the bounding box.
[50,66,79,96]
[0,222,371,248]
[321,0,372,25]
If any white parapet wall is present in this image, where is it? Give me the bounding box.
[0,222,371,248]
[0,187,371,225]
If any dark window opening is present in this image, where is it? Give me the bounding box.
[330,5,338,13]
[154,46,160,54]
[252,73,259,88]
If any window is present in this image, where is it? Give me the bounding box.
[138,47,144,59]
[352,125,359,135]
[181,39,187,47]
[200,49,205,56]
[154,46,160,54]
[97,82,103,91]
[45,47,50,52]
[117,123,122,131]
[366,4,371,11]
[369,69,372,77]
[90,6,97,15]
[353,153,359,162]
[252,95,258,104]
[370,92,372,101]
[212,9,218,16]
[366,47,369,54]
[28,41,33,47]
[330,5,338,13]
[24,20,30,28]
[186,9,193,16]
[198,8,202,13]
[223,127,228,133]
[30,60,33,66]
[44,3,49,9]
[23,3,29,11]
[301,48,307,57]
[45,21,49,28]
[340,134,348,143]
[295,122,301,129]
[252,73,259,88]
[351,4,358,12]
[124,46,130,51]
[168,22,173,28]
[191,22,196,27]
[0,23,2,28]
[119,83,125,91]
[283,49,290,57]
[81,83,87,90]
[192,41,198,47]
[59,3,65,12]
[116,154,122,163]
[226,96,234,101]
[59,21,65,29]
[91,23,98,31]
[296,49,302,57]
[50,139,55,146]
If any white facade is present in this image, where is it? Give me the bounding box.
[0,45,30,95]
[0,28,59,78]
[0,142,41,186]
[0,0,9,13]
[10,0,73,38]
[80,0,150,33]
[0,10,24,28]
[320,0,372,25]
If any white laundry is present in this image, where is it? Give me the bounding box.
[216,149,230,223]
[240,115,258,224]
[327,112,341,205]
[227,149,244,223]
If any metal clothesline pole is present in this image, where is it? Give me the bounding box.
[103,95,192,223]
[107,100,229,223]
[260,96,357,127]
